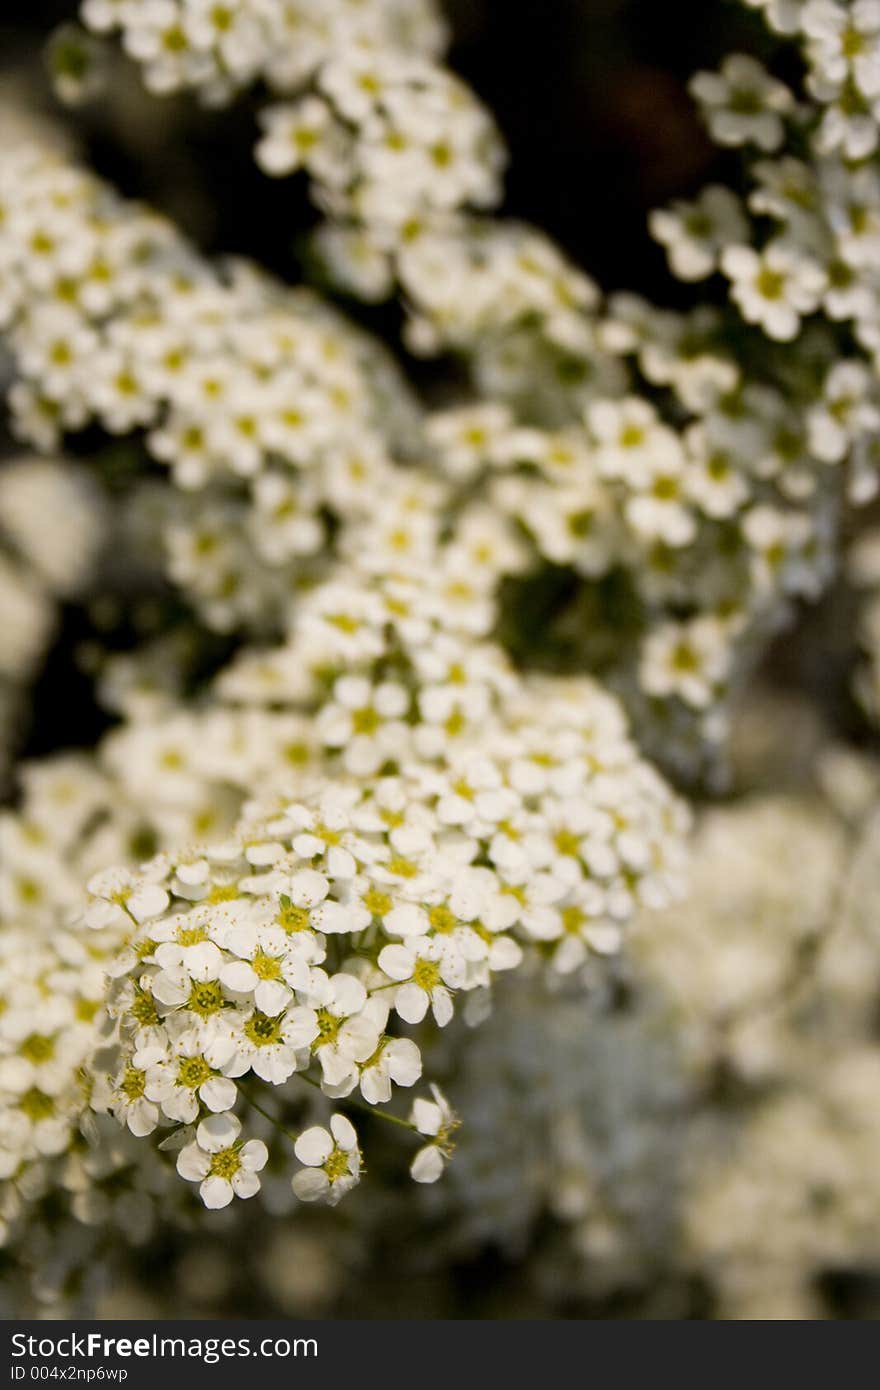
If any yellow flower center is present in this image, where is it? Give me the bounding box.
[177,1056,212,1089]
[177,926,207,947]
[352,706,381,735]
[20,1088,55,1121]
[412,959,441,991]
[554,829,581,857]
[561,905,587,935]
[315,1008,340,1047]
[386,857,418,879]
[362,888,393,918]
[120,1066,146,1101]
[207,885,239,904]
[324,1148,351,1182]
[252,951,282,981]
[277,902,311,934]
[244,1011,283,1047]
[21,1034,55,1064]
[428,905,457,934]
[187,980,225,1018]
[210,1147,241,1180]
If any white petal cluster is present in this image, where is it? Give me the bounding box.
[61,0,880,789]
[0,758,187,1262]
[82,538,685,1207]
[0,141,422,632]
[6,0,880,1321]
[0,107,687,1248]
[73,0,502,296]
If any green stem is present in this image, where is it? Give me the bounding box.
[239,1072,420,1142]
[238,1077,300,1146]
[297,1068,420,1135]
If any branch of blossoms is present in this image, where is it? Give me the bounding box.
[81,528,685,1208]
[67,0,880,783]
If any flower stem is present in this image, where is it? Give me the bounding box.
[296,1068,420,1134]
[238,1077,300,1145]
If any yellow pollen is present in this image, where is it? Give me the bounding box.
[177,1055,212,1089]
[21,1034,54,1064]
[176,925,208,947]
[412,959,441,990]
[561,905,586,934]
[324,1147,351,1182]
[187,980,225,1018]
[277,902,310,933]
[244,1011,283,1046]
[252,951,282,981]
[207,885,239,904]
[315,823,342,846]
[428,905,457,933]
[315,1008,340,1046]
[20,1088,55,1121]
[131,988,158,1026]
[327,613,359,633]
[210,1147,241,1180]
[554,829,581,857]
[387,856,418,879]
[362,888,393,917]
[120,1066,146,1101]
[352,706,381,735]
[444,710,467,737]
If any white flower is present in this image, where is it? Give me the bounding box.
[218,921,309,1014]
[721,242,826,340]
[409,1084,457,1184]
[292,1114,360,1205]
[176,1112,268,1209]
[85,867,169,930]
[684,426,750,519]
[639,617,732,710]
[225,1002,319,1084]
[316,675,410,777]
[255,98,342,180]
[143,1033,237,1123]
[802,0,880,99]
[807,362,880,463]
[742,0,808,35]
[742,505,821,595]
[625,458,696,548]
[111,1063,160,1138]
[588,396,683,485]
[358,1036,422,1105]
[309,973,386,1089]
[650,186,748,281]
[813,70,880,157]
[378,938,464,1026]
[690,55,793,152]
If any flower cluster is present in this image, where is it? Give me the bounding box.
[72,0,503,299]
[0,748,197,1281]
[0,138,426,634]
[83,532,685,1209]
[62,0,880,786]
[7,0,880,1321]
[0,114,686,1262]
[28,722,880,1321]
